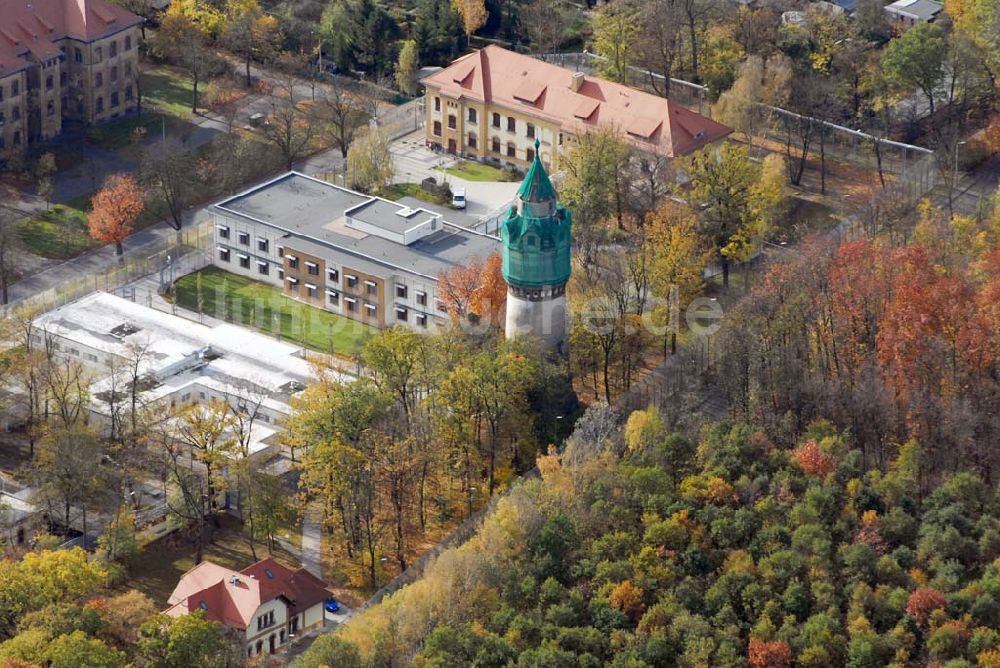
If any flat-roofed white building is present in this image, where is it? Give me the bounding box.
[30,292,349,459]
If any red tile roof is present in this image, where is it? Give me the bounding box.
[164,558,331,630]
[422,46,732,159]
[0,0,142,78]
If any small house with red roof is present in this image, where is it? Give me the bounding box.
[421,45,732,172]
[164,557,331,659]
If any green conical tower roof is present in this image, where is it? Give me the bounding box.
[517,139,558,203]
[501,141,572,289]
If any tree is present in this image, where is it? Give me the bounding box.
[296,634,362,668]
[317,87,371,159]
[151,6,228,112]
[221,0,280,88]
[633,0,684,96]
[437,253,506,329]
[88,174,144,256]
[413,0,464,65]
[0,202,21,304]
[137,612,235,667]
[686,143,779,288]
[713,55,792,152]
[644,203,710,353]
[320,0,401,76]
[453,0,487,38]
[260,72,319,171]
[521,0,572,55]
[592,1,639,83]
[35,153,56,211]
[346,125,393,194]
[141,139,194,231]
[46,631,125,668]
[881,22,948,116]
[396,40,420,97]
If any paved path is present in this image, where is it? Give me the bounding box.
[301,507,322,579]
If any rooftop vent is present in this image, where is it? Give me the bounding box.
[110,322,141,338]
[570,71,584,92]
[228,575,240,587]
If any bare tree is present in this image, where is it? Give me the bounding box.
[317,86,371,159]
[141,138,196,231]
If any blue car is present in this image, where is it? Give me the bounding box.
[324,597,341,613]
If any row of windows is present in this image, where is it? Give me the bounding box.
[0,131,22,149]
[95,87,132,113]
[73,36,133,65]
[0,80,19,101]
[0,107,21,125]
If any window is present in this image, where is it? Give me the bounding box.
[287,277,298,291]
[327,289,339,306]
[95,72,102,87]
[11,81,18,96]
[416,290,426,306]
[467,108,476,123]
[238,231,250,245]
[60,72,66,86]
[217,225,230,239]
[436,299,448,313]
[434,97,440,111]
[396,284,407,299]
[94,46,103,63]
[257,237,268,252]
[526,147,534,162]
[506,143,515,158]
[45,75,53,90]
[46,101,54,116]
[447,115,456,130]
[125,85,133,100]
[110,41,117,58]
[12,107,19,120]
[417,313,428,328]
[345,297,357,312]
[277,246,284,257]
[126,61,133,76]
[507,116,515,132]
[74,48,82,63]
[365,280,377,295]
[467,132,476,149]
[328,268,339,283]
[492,112,500,128]
[110,66,118,82]
[396,306,408,322]
[239,254,250,268]
[218,247,231,262]
[0,112,4,126]
[0,86,3,101]
[432,121,441,137]
[287,255,299,269]
[306,283,317,298]
[365,303,377,317]
[95,97,103,113]
[111,92,119,108]
[125,35,132,51]
[306,261,319,276]
[277,268,284,280]
[258,261,269,275]
[346,274,358,288]
[558,132,564,146]
[526,123,535,139]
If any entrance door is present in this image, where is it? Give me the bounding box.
[269,635,276,653]
[291,617,299,634]
[447,138,456,154]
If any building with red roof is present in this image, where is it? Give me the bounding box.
[421,45,732,171]
[0,0,143,150]
[164,557,331,659]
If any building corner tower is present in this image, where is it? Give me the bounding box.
[501,140,572,354]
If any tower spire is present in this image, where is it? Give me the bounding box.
[516,139,557,203]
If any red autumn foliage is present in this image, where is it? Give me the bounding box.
[906,587,947,625]
[792,439,836,478]
[748,637,793,668]
[88,173,144,256]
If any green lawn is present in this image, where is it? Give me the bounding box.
[173,267,374,356]
[17,205,99,259]
[85,67,193,150]
[129,515,300,607]
[381,182,449,206]
[436,160,517,182]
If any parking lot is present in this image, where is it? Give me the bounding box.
[390,132,520,218]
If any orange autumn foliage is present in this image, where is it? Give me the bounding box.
[88,174,144,255]
[748,637,792,668]
[437,252,506,329]
[906,587,947,625]
[792,439,836,478]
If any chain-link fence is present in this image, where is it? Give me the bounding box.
[376,98,425,142]
[6,220,214,317]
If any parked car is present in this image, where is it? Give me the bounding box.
[324,597,341,613]
[452,188,466,210]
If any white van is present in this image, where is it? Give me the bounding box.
[452,188,466,210]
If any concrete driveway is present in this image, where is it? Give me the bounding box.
[389,132,519,217]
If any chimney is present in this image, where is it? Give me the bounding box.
[570,72,584,93]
